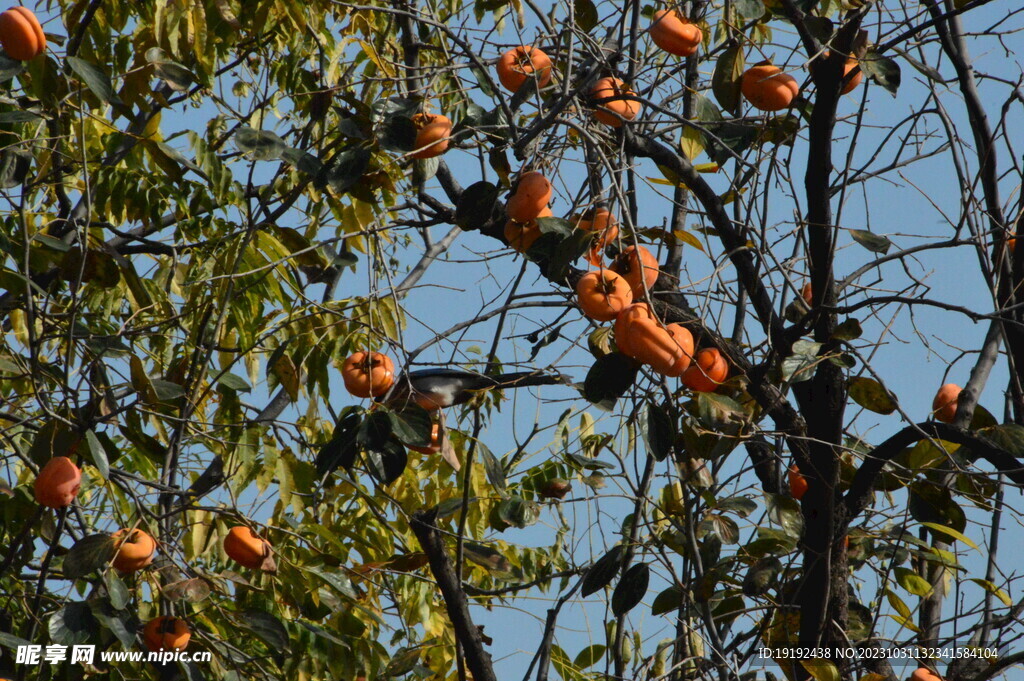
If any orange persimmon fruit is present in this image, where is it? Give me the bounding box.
[496,45,553,93]
[342,351,396,398]
[741,61,800,112]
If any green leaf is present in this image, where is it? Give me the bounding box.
[781,340,821,383]
[643,402,674,462]
[324,147,371,194]
[234,127,286,160]
[574,0,599,31]
[832,318,862,341]
[63,533,116,579]
[612,562,650,616]
[387,405,433,447]
[496,495,540,529]
[909,481,966,534]
[697,514,740,544]
[83,430,108,479]
[711,43,745,115]
[0,148,31,188]
[849,229,892,254]
[733,0,765,19]
[236,609,289,653]
[455,181,500,230]
[573,643,606,669]
[860,49,901,96]
[891,47,943,83]
[217,372,252,393]
[315,409,362,476]
[364,439,408,486]
[894,567,933,597]
[583,353,638,404]
[478,442,506,494]
[462,542,515,576]
[48,602,95,646]
[848,376,898,414]
[0,55,24,82]
[67,57,125,108]
[0,632,31,649]
[581,545,625,597]
[651,584,684,615]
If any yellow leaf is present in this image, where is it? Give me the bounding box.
[679,126,704,161]
[357,39,396,79]
[800,658,840,681]
[920,522,978,550]
[694,162,720,173]
[272,353,300,401]
[672,230,706,253]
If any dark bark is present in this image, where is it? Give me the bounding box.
[410,509,499,681]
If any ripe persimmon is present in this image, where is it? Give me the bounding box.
[506,171,553,223]
[408,423,443,454]
[342,351,396,398]
[591,77,641,127]
[33,456,81,509]
[801,282,813,307]
[505,206,552,253]
[681,348,728,392]
[572,208,619,265]
[0,7,45,61]
[410,113,452,159]
[143,616,190,652]
[611,245,660,297]
[613,302,655,357]
[649,9,702,57]
[496,45,553,93]
[224,525,275,571]
[788,465,808,500]
[741,61,799,112]
[576,269,634,322]
[910,668,943,681]
[932,383,961,423]
[111,528,157,573]
[626,318,694,376]
[841,58,862,95]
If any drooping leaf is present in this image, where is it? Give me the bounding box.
[63,534,116,579]
[860,48,901,96]
[611,562,650,616]
[583,353,638,404]
[234,127,286,160]
[478,442,506,494]
[849,228,892,254]
[651,584,684,615]
[48,602,96,646]
[643,402,674,462]
[315,410,362,476]
[581,545,625,597]
[67,57,124,108]
[711,43,745,115]
[574,0,599,31]
[387,405,433,447]
[455,181,501,230]
[848,376,898,414]
[364,440,408,486]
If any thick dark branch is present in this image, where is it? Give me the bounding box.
[410,509,499,681]
[620,130,784,348]
[843,422,1024,523]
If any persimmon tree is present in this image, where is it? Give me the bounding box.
[2,1,1024,681]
